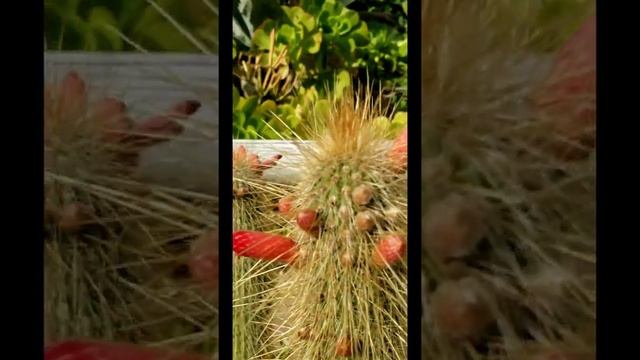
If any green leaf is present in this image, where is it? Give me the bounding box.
[131,3,198,51]
[260,125,279,139]
[313,99,332,123]
[118,0,148,30]
[298,85,319,105]
[83,31,98,51]
[278,104,301,128]
[251,26,271,50]
[283,6,316,32]
[300,0,324,15]
[232,86,241,108]
[341,8,360,28]
[88,7,123,50]
[59,0,81,13]
[389,112,408,137]
[372,116,391,133]
[396,38,408,57]
[301,30,322,54]
[245,125,259,139]
[143,21,198,51]
[334,70,351,99]
[238,96,260,116]
[277,24,297,44]
[233,111,246,129]
[195,22,219,52]
[257,100,277,114]
[320,0,339,14]
[349,21,369,46]
[333,37,356,61]
[335,18,353,35]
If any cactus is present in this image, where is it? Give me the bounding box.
[44,3,221,356]
[233,86,408,359]
[421,1,595,359]
[44,71,219,356]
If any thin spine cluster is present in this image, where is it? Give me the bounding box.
[231,145,291,359]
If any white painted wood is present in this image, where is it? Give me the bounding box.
[44,52,219,130]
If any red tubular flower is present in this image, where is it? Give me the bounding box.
[45,340,208,360]
[233,230,298,264]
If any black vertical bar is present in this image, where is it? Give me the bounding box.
[407,0,423,358]
[18,1,45,358]
[218,0,233,359]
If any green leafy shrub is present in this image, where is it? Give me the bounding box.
[233,0,408,140]
[250,1,368,86]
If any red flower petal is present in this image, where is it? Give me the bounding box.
[93,98,126,122]
[92,98,132,143]
[233,145,248,164]
[134,115,184,137]
[121,99,200,148]
[59,71,88,120]
[233,231,298,263]
[254,154,282,174]
[247,153,261,170]
[122,116,184,149]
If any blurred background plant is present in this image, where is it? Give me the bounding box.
[44,0,219,52]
